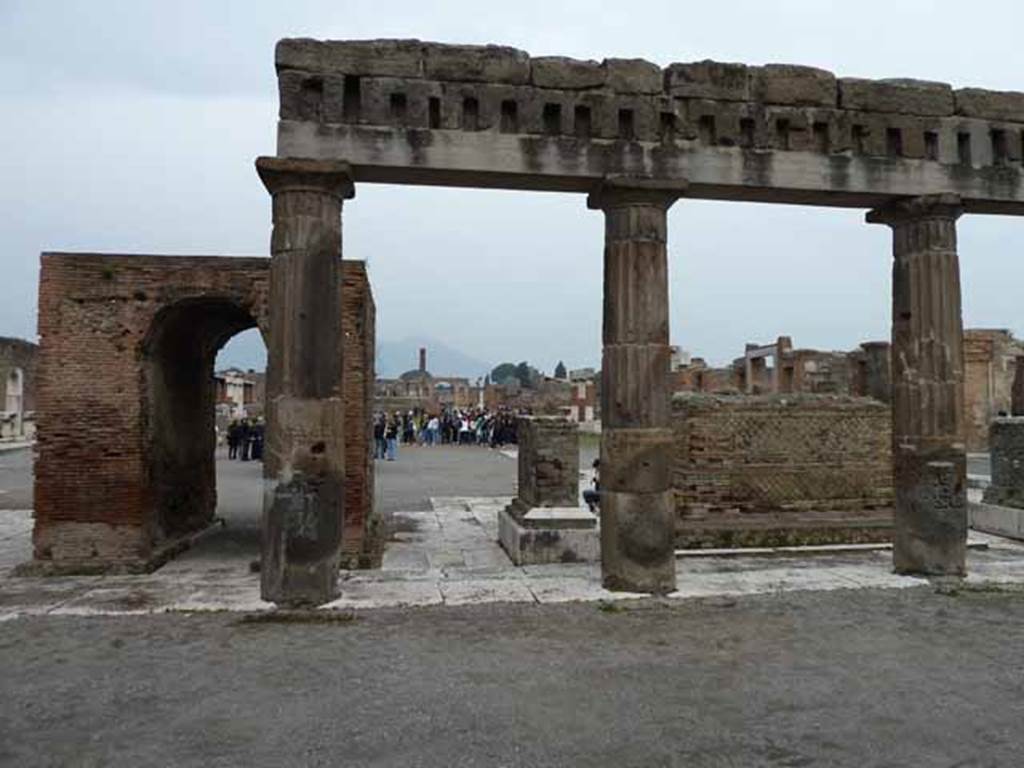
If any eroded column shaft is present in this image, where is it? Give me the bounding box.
[257,157,354,606]
[868,195,967,575]
[589,181,683,594]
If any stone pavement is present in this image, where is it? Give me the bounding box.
[4,493,1024,620]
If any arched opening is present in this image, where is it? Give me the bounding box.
[142,297,264,546]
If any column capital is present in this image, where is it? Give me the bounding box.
[587,175,688,211]
[255,156,355,200]
[865,193,963,227]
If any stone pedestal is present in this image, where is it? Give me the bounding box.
[983,417,1024,508]
[256,156,354,606]
[498,416,597,565]
[588,177,686,594]
[868,194,967,576]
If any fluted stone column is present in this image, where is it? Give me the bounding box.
[588,177,686,594]
[867,194,967,576]
[256,156,354,606]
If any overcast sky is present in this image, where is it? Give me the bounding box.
[2,0,1023,374]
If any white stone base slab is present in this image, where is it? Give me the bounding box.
[498,507,599,565]
[970,500,1024,541]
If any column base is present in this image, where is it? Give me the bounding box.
[600,489,676,594]
[893,454,967,576]
[498,502,599,566]
[261,475,342,607]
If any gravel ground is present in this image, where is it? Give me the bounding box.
[2,587,1024,767]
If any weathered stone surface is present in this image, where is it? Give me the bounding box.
[752,64,836,107]
[277,38,425,78]
[423,43,530,85]
[600,427,672,494]
[257,156,355,606]
[604,58,662,94]
[592,185,680,594]
[983,417,1024,509]
[499,416,594,565]
[664,60,749,101]
[954,88,1024,122]
[839,78,954,116]
[868,194,967,576]
[511,416,579,510]
[531,56,604,90]
[600,490,676,593]
[498,507,599,565]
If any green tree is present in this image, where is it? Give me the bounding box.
[554,360,567,379]
[491,362,518,385]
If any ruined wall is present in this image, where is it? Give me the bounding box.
[276,39,1024,211]
[513,416,579,510]
[32,253,376,572]
[0,336,38,439]
[340,262,380,567]
[848,342,891,402]
[964,329,1024,452]
[672,393,893,548]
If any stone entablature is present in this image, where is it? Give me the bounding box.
[276,39,1024,211]
[672,393,893,547]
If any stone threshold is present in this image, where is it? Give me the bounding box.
[12,518,226,577]
[676,538,990,559]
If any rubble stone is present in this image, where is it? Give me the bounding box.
[752,64,836,107]
[422,43,530,85]
[604,58,662,94]
[839,77,954,116]
[954,88,1024,122]
[664,60,749,101]
[531,56,604,90]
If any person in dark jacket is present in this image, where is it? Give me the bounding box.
[227,420,240,460]
[239,420,252,461]
[583,459,600,512]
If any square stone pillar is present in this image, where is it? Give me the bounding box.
[587,177,686,594]
[256,156,354,606]
[868,194,967,576]
[983,417,1024,508]
[498,416,596,565]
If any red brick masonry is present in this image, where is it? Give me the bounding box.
[29,253,376,573]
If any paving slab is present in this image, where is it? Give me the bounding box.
[440,578,537,606]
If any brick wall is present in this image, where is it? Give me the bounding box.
[514,416,579,510]
[672,393,893,547]
[32,252,376,572]
[339,262,381,567]
[964,330,1024,452]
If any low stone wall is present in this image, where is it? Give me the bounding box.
[514,416,579,510]
[983,417,1024,509]
[672,393,893,547]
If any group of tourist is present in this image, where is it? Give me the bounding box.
[225,418,265,461]
[372,407,522,461]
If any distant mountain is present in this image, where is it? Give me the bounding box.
[377,337,492,380]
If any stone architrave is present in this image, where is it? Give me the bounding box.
[867,194,967,576]
[498,416,597,565]
[256,156,354,606]
[587,177,686,594]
